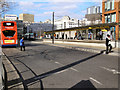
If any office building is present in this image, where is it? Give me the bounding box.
[85,6,102,25]
[102,0,120,40]
[87,6,100,14]
[19,13,34,23]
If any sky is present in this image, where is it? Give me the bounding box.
[4,0,102,22]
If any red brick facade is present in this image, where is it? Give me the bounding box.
[102,0,120,40]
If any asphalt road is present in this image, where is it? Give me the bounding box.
[2,41,119,89]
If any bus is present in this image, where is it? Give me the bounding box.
[0,21,18,47]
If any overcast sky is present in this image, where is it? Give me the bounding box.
[5,0,102,22]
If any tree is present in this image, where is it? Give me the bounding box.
[0,0,15,15]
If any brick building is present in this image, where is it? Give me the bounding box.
[102,0,120,40]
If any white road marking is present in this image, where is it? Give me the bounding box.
[70,68,79,72]
[55,62,79,72]
[55,69,68,74]
[55,62,63,65]
[90,77,103,85]
[100,67,120,75]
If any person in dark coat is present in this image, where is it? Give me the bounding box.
[99,30,103,40]
[20,37,25,51]
[106,34,112,54]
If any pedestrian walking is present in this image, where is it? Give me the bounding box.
[99,30,103,40]
[88,32,92,40]
[106,34,112,54]
[20,37,25,51]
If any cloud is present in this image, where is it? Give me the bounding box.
[6,1,102,22]
[19,1,42,8]
[13,0,102,2]
[18,1,42,12]
[18,2,90,21]
[63,5,77,9]
[42,2,79,11]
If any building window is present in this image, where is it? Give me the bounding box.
[111,13,116,22]
[88,8,91,14]
[107,0,110,11]
[119,12,120,22]
[105,16,107,23]
[93,8,96,14]
[105,14,111,23]
[72,19,74,21]
[108,15,110,23]
[105,0,114,11]
[105,2,107,11]
[64,22,66,29]
[111,0,114,10]
[119,26,120,39]
[119,2,120,9]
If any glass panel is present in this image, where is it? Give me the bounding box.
[88,8,90,14]
[107,1,110,11]
[3,22,14,26]
[93,8,96,14]
[119,26,120,39]
[119,2,120,9]
[105,16,107,23]
[2,30,16,37]
[112,0,114,10]
[105,2,107,11]
[114,13,116,22]
[111,13,116,22]
[108,15,110,23]
[119,12,120,22]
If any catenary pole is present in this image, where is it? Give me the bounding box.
[52,12,54,44]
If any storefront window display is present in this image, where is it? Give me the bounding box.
[110,27,115,40]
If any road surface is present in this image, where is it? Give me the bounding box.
[2,41,119,89]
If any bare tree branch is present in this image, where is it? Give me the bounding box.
[0,0,16,15]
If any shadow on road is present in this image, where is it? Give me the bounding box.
[3,49,105,89]
[24,50,104,83]
[3,53,44,90]
[68,80,97,90]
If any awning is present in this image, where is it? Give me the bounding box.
[45,22,117,33]
[102,29,107,32]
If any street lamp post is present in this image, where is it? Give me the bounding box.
[78,20,79,27]
[40,28,41,39]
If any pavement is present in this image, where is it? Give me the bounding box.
[2,52,24,89]
[0,48,4,90]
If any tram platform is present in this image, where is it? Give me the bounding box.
[31,39,120,56]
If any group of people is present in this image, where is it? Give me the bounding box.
[19,30,113,54]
